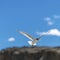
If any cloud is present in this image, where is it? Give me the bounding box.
[47,21,53,25]
[44,17,53,25]
[8,37,15,42]
[53,15,60,19]
[44,17,51,21]
[36,29,60,36]
[44,15,60,25]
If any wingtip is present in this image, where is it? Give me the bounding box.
[16,29,22,33]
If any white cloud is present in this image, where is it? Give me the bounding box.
[44,15,60,26]
[8,37,15,42]
[48,21,53,25]
[36,29,60,36]
[44,17,51,21]
[53,15,60,19]
[44,17,53,25]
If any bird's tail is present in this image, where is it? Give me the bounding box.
[28,41,36,46]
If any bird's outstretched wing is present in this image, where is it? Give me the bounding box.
[38,34,45,40]
[18,31,35,41]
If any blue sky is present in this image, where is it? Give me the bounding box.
[0,0,60,49]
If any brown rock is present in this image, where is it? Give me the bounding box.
[0,46,60,60]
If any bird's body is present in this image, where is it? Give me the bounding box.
[18,31,44,46]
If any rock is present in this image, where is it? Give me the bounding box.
[0,46,60,60]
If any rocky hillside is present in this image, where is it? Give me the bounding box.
[0,46,60,60]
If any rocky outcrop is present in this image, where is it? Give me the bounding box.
[0,46,60,60]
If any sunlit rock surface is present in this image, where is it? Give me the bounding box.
[0,46,60,60]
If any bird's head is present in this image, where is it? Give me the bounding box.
[36,38,39,40]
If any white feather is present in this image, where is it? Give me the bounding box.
[19,31,35,41]
[28,41,37,46]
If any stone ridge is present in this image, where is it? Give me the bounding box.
[0,46,60,60]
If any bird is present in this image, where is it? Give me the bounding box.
[18,30,44,46]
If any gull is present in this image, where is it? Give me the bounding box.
[18,30,44,46]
